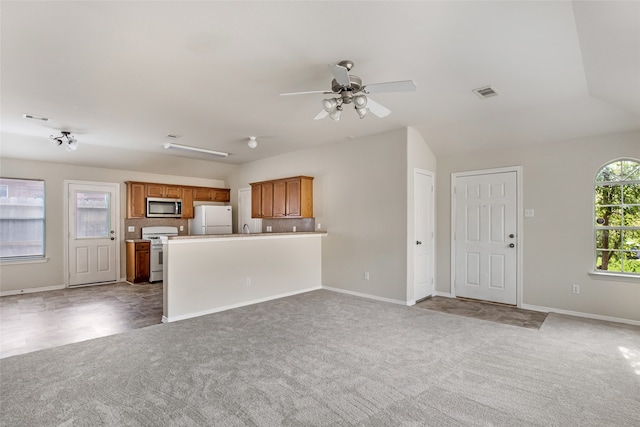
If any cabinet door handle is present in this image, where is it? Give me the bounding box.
[416,240,422,245]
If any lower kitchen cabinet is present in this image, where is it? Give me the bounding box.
[126,240,150,284]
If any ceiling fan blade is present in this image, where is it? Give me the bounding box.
[364,80,417,93]
[330,63,351,87]
[366,97,391,118]
[314,110,329,120]
[280,90,333,96]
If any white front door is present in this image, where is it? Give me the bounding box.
[67,182,119,287]
[453,171,517,304]
[414,170,435,301]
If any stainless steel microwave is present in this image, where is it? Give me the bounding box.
[146,197,182,217]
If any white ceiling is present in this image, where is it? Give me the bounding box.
[1,1,638,176]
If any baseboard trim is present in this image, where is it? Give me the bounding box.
[521,303,640,327]
[0,284,66,297]
[163,285,322,323]
[322,286,410,306]
[435,291,453,298]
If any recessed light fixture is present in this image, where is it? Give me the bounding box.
[164,142,228,158]
[22,113,49,121]
[473,85,500,99]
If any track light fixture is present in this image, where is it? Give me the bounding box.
[49,131,78,151]
[321,93,370,121]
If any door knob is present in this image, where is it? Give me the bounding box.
[416,240,422,245]
[509,243,515,248]
[509,234,515,238]
[110,237,115,240]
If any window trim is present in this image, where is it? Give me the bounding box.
[0,177,46,261]
[593,157,640,277]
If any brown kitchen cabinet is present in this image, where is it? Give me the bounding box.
[181,187,194,219]
[126,182,146,218]
[146,183,182,198]
[194,187,231,203]
[251,176,313,218]
[126,240,150,284]
[125,181,230,219]
[251,181,273,218]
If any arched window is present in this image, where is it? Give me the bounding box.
[594,159,640,275]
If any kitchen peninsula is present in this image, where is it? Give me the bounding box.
[162,231,326,322]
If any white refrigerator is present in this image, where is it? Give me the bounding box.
[189,205,233,235]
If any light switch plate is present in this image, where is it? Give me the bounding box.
[179,226,184,231]
[127,226,135,232]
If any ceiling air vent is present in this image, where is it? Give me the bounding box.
[473,85,500,99]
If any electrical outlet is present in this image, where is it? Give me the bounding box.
[246,277,251,286]
[364,272,370,280]
[317,223,321,230]
[266,226,272,232]
[524,209,535,218]
[127,226,135,232]
[179,225,184,231]
[572,284,580,294]
[293,226,296,232]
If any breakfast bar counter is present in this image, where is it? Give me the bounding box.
[162,232,326,322]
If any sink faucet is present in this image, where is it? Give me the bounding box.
[243,224,250,234]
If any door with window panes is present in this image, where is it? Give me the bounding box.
[68,182,118,286]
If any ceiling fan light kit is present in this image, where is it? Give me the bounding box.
[281,60,416,121]
[49,131,78,151]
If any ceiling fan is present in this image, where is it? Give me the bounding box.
[280,60,417,120]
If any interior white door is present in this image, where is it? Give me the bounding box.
[68,182,118,286]
[238,188,261,233]
[454,171,517,304]
[414,170,435,301]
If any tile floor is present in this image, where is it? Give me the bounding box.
[0,282,163,359]
[414,296,548,329]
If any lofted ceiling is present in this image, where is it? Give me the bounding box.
[1,1,638,176]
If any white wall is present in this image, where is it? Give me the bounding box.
[0,157,236,294]
[164,234,322,321]
[228,129,410,302]
[436,130,640,322]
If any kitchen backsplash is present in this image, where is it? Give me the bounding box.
[262,218,315,233]
[124,218,189,240]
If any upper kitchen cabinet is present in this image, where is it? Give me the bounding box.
[181,187,194,219]
[251,176,313,218]
[125,181,230,219]
[251,181,273,218]
[194,187,231,203]
[146,183,182,199]
[126,182,146,218]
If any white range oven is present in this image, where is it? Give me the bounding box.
[141,226,179,282]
